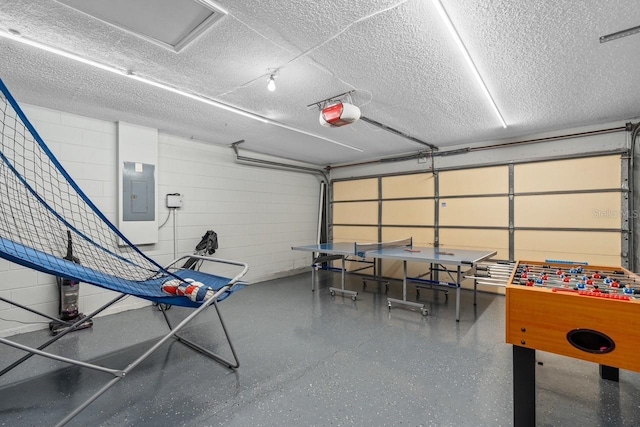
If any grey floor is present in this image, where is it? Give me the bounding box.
[1,271,639,426]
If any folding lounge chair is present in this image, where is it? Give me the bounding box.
[0,79,248,426]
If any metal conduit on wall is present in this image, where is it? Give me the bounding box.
[327,126,628,171]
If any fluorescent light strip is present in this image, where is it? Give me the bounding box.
[0,29,126,76]
[126,73,269,123]
[0,29,363,151]
[432,0,507,129]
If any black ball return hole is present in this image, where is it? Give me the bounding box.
[567,329,615,354]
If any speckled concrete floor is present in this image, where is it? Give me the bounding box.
[0,272,639,426]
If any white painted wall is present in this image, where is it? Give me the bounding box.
[0,104,320,336]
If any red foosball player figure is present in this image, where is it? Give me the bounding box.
[556,269,563,276]
[521,272,528,279]
[586,277,594,286]
[541,273,548,281]
[592,285,601,293]
[610,280,620,288]
[593,271,602,279]
[562,276,571,284]
[526,278,535,286]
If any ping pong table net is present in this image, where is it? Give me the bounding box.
[353,237,412,258]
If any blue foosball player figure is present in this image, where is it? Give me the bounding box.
[576,280,587,290]
[623,284,634,295]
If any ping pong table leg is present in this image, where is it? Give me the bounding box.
[403,260,407,302]
[456,266,461,322]
[387,260,427,315]
[472,265,477,306]
[329,256,358,300]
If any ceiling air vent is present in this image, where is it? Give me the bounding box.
[56,0,226,53]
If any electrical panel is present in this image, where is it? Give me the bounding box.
[122,162,155,221]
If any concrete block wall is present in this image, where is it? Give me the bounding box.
[0,104,320,336]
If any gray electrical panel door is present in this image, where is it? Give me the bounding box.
[123,162,155,221]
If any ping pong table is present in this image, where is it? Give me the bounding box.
[292,238,497,321]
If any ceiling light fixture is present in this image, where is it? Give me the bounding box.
[267,74,276,92]
[0,29,363,152]
[431,0,507,129]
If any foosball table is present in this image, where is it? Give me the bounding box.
[505,260,640,427]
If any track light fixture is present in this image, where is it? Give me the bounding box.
[267,74,276,92]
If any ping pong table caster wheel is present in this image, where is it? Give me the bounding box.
[420,308,428,316]
[351,295,357,301]
[387,302,392,311]
[330,290,335,297]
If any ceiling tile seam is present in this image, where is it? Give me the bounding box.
[0,29,363,153]
[217,0,410,100]
[227,13,296,56]
[213,11,299,98]
[279,0,411,70]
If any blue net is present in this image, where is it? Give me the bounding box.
[0,79,228,307]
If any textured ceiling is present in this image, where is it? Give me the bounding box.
[0,0,639,166]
